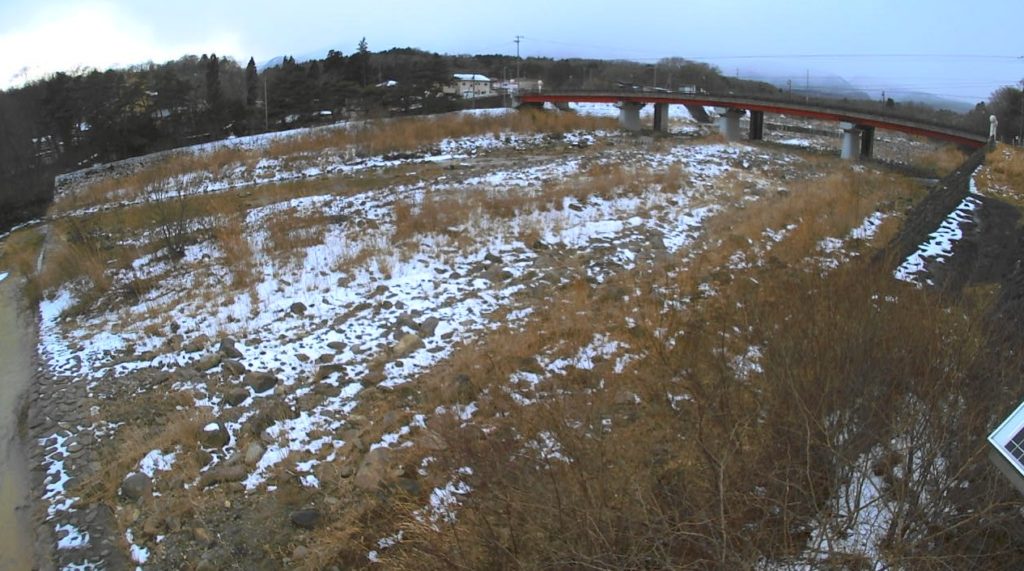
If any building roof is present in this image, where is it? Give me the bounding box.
[453,73,490,82]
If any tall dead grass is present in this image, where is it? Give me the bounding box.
[63,110,617,212]
[370,251,1024,570]
[302,158,1024,570]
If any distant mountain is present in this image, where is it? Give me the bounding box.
[735,66,977,113]
[875,89,975,113]
[258,47,344,71]
[736,68,872,100]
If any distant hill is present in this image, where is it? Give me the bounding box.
[736,67,973,112]
[259,48,343,71]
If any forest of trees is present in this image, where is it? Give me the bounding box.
[0,40,1016,232]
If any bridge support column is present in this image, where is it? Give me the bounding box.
[840,122,863,161]
[618,102,643,132]
[653,103,670,133]
[860,126,875,159]
[749,110,764,140]
[717,108,744,141]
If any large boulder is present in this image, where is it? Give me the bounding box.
[183,334,211,354]
[353,448,391,490]
[194,353,222,372]
[199,464,247,488]
[219,337,243,359]
[244,442,265,467]
[418,317,440,337]
[198,422,230,449]
[289,509,321,530]
[244,372,279,393]
[314,363,347,382]
[222,387,250,407]
[392,333,424,359]
[120,472,152,501]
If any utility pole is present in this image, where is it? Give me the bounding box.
[1019,79,1023,146]
[514,35,523,86]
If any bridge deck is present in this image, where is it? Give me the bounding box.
[518,91,987,148]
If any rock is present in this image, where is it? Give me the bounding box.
[244,442,265,467]
[353,448,391,490]
[193,527,214,545]
[183,334,210,353]
[198,422,230,448]
[142,515,162,538]
[194,353,222,372]
[395,477,422,496]
[316,353,334,364]
[314,363,347,382]
[221,358,247,376]
[484,252,503,264]
[292,546,310,560]
[418,317,440,337]
[338,464,355,478]
[245,371,279,393]
[223,386,250,408]
[289,509,321,530]
[392,333,424,359]
[120,472,152,501]
[363,370,387,385]
[394,313,419,331]
[326,341,347,352]
[199,464,248,488]
[290,302,307,315]
[219,337,243,359]
[195,556,218,571]
[313,384,341,397]
[246,401,298,436]
[368,351,390,370]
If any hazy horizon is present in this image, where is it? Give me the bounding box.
[2,0,1021,103]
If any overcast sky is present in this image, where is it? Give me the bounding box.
[1,0,1021,103]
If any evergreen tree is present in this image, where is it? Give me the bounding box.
[205,54,222,108]
[245,57,259,107]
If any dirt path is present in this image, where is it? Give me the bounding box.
[0,276,36,571]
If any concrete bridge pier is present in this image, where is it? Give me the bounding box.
[749,110,764,140]
[653,103,670,133]
[840,122,863,160]
[618,102,644,132]
[717,108,744,141]
[839,122,877,160]
[860,126,875,159]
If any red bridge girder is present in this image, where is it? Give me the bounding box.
[518,92,987,149]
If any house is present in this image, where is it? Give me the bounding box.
[443,74,493,99]
[989,400,1024,495]
[493,78,544,95]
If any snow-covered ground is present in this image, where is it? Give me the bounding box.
[18,109,970,569]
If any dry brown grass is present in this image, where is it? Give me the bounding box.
[77,403,213,505]
[366,246,1023,571]
[289,157,1024,570]
[912,145,968,177]
[61,111,617,213]
[977,143,1024,209]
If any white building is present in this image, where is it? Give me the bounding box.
[444,74,493,99]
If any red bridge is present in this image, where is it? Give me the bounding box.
[517,91,988,160]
